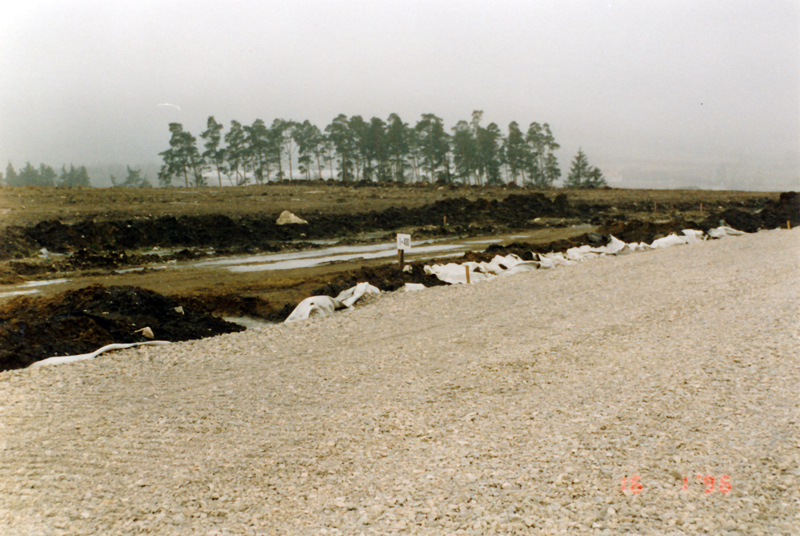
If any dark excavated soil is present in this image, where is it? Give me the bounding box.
[0,285,244,371]
[0,193,575,261]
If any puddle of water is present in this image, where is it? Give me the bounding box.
[194,242,396,268]
[292,238,339,246]
[18,278,70,288]
[0,289,41,298]
[114,266,167,274]
[0,278,71,299]
[227,243,467,273]
[463,238,503,245]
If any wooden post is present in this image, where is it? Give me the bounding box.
[397,233,410,269]
[699,203,703,212]
[443,215,447,227]
[789,220,792,230]
[465,265,470,284]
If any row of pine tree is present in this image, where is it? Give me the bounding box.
[1,162,91,187]
[158,111,607,189]
[1,111,606,189]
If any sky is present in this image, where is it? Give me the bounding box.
[1,0,798,189]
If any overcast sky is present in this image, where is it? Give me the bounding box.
[1,0,798,189]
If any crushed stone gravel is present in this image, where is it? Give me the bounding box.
[1,228,798,535]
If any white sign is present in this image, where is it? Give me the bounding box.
[396,233,411,251]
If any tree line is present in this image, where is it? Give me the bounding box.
[1,162,92,187]
[158,111,607,188]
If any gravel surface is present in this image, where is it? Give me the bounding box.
[1,229,798,536]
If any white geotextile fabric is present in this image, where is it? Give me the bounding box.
[285,282,380,323]
[335,282,381,307]
[29,341,171,369]
[425,226,744,284]
[404,283,427,292]
[285,226,752,319]
[285,296,340,323]
[707,226,745,239]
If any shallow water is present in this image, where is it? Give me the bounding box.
[0,278,70,298]
[188,238,468,273]
[226,243,468,273]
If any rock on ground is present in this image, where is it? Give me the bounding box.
[0,228,798,535]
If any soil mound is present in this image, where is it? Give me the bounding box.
[701,191,799,233]
[7,248,204,277]
[0,285,244,371]
[456,232,611,263]
[597,218,702,244]
[172,294,292,324]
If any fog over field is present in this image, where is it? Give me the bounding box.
[1,0,798,189]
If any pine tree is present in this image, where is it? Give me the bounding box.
[57,164,91,187]
[386,113,409,182]
[565,148,605,188]
[415,113,450,183]
[451,120,477,184]
[224,120,248,186]
[200,116,226,187]
[5,164,18,186]
[159,123,203,187]
[325,114,355,181]
[565,148,590,188]
[503,121,530,185]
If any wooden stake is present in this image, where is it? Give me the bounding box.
[789,220,792,230]
[465,265,470,284]
[700,203,703,212]
[399,249,405,270]
[443,215,447,227]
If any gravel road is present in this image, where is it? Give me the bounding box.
[1,229,798,535]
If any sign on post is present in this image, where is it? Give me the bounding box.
[396,233,411,269]
[397,233,411,251]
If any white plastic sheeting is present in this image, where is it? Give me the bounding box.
[284,226,752,320]
[335,282,381,307]
[29,341,171,369]
[284,296,340,323]
[404,283,427,292]
[285,282,380,323]
[423,254,546,285]
[425,226,745,284]
[707,226,745,239]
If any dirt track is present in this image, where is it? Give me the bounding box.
[0,228,797,535]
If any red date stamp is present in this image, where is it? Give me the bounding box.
[620,474,732,494]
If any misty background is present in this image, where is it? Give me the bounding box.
[1,0,798,190]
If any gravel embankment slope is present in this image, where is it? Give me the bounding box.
[1,229,798,536]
